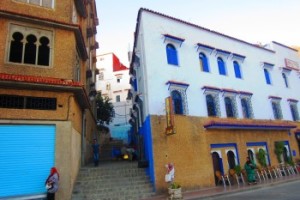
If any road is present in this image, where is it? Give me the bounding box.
[205,180,300,200]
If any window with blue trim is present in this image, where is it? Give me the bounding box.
[241,98,251,119]
[217,57,226,75]
[199,53,209,72]
[166,44,178,66]
[264,69,271,85]
[272,101,282,120]
[171,90,183,114]
[233,61,242,78]
[282,73,289,88]
[290,103,299,121]
[206,94,217,116]
[225,97,234,117]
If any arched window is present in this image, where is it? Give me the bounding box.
[264,69,271,85]
[227,151,236,169]
[199,53,209,72]
[38,36,50,66]
[241,98,251,118]
[24,34,37,64]
[171,90,183,114]
[217,57,226,75]
[233,61,242,78]
[9,32,24,63]
[290,104,299,121]
[272,102,281,119]
[166,44,178,65]
[206,94,217,116]
[282,73,289,88]
[225,97,234,117]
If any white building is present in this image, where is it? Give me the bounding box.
[128,8,300,192]
[96,53,132,141]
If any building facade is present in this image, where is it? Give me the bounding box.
[129,8,300,192]
[96,53,131,142]
[0,0,99,199]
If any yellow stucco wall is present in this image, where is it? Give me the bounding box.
[151,115,300,192]
[0,0,74,24]
[0,18,77,80]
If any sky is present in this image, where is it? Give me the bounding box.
[95,0,300,67]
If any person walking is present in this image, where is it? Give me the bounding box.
[45,167,59,200]
[244,157,257,185]
[92,139,100,166]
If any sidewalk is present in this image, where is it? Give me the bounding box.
[143,175,300,200]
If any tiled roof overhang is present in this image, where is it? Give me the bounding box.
[0,73,90,109]
[204,120,296,130]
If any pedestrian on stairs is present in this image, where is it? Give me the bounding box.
[92,139,100,166]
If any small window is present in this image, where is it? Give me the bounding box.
[14,0,54,8]
[166,44,178,66]
[272,101,282,120]
[233,61,242,78]
[225,97,234,117]
[264,69,271,85]
[117,78,121,83]
[116,95,120,102]
[199,53,209,72]
[290,103,299,121]
[217,57,226,75]
[282,73,289,88]
[171,90,183,114]
[206,94,217,116]
[241,98,251,119]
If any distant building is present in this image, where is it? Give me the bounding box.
[129,8,300,192]
[96,53,132,142]
[0,1,98,199]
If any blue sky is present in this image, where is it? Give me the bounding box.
[96,0,300,66]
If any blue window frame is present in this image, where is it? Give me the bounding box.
[241,98,251,119]
[217,57,226,75]
[225,97,234,117]
[206,94,217,116]
[166,44,178,66]
[272,101,281,119]
[233,61,242,78]
[290,104,299,121]
[282,73,289,88]
[264,69,271,85]
[199,53,209,72]
[171,90,183,114]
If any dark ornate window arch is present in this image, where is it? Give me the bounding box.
[171,90,183,114]
[206,94,217,116]
[225,97,234,117]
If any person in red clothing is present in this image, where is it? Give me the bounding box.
[45,167,59,200]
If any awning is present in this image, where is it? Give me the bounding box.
[204,120,296,130]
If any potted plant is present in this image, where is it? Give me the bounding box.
[257,149,267,167]
[275,141,285,163]
[168,182,182,199]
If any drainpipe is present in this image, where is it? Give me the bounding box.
[81,109,86,166]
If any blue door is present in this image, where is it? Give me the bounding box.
[0,124,56,198]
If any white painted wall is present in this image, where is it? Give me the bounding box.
[134,11,300,121]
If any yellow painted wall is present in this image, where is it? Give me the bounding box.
[151,115,300,192]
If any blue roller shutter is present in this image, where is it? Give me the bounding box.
[0,124,55,199]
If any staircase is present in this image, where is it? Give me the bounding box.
[72,161,156,200]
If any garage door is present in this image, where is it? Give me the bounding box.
[0,124,56,199]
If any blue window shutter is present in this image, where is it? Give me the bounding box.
[234,61,241,78]
[264,69,271,84]
[166,44,178,65]
[133,79,137,91]
[218,57,226,75]
[200,53,209,72]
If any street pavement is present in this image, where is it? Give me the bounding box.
[143,175,300,200]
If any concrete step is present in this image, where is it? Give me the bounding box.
[72,161,155,200]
